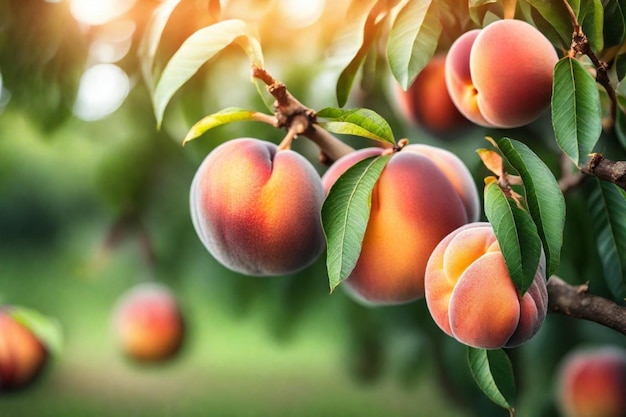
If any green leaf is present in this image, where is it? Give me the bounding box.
[484,181,542,295]
[322,155,391,292]
[138,0,182,93]
[497,138,565,277]
[603,0,626,48]
[579,0,604,52]
[9,306,63,357]
[617,79,626,114]
[152,19,264,128]
[588,179,626,300]
[616,53,626,80]
[326,0,379,106]
[617,81,626,150]
[529,6,569,48]
[467,347,516,414]
[316,107,395,145]
[387,0,441,90]
[525,0,572,47]
[551,57,603,166]
[326,0,379,66]
[183,107,266,145]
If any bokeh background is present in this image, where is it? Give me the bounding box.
[1,1,624,416]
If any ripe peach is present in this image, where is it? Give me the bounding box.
[395,53,471,137]
[321,145,477,305]
[190,138,325,276]
[403,144,480,223]
[112,283,185,362]
[424,222,548,349]
[557,346,626,417]
[0,307,48,390]
[445,19,558,128]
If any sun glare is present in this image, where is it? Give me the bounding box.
[277,0,325,28]
[73,64,130,121]
[70,0,136,26]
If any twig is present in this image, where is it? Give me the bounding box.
[563,0,616,129]
[252,66,354,164]
[547,276,626,335]
[580,153,626,192]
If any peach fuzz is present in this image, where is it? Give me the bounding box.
[0,308,48,390]
[403,144,480,223]
[395,54,471,137]
[112,283,185,362]
[557,346,626,417]
[321,146,476,305]
[424,222,547,349]
[190,138,325,276]
[445,19,558,128]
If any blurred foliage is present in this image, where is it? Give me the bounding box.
[0,1,625,417]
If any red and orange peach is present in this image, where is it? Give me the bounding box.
[190,138,326,276]
[112,283,185,362]
[0,307,48,390]
[556,346,626,417]
[395,53,471,137]
[424,222,548,349]
[322,144,478,305]
[445,19,558,128]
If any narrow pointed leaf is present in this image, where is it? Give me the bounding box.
[579,0,604,52]
[9,306,63,357]
[467,347,516,413]
[183,108,266,145]
[603,0,626,48]
[497,138,565,277]
[326,0,378,66]
[138,0,182,93]
[588,179,626,300]
[617,81,626,150]
[317,107,395,145]
[322,155,391,292]
[387,0,441,89]
[326,0,378,106]
[552,57,603,166]
[153,19,264,127]
[484,180,542,295]
[525,0,572,46]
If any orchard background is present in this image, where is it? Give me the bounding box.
[1,0,626,416]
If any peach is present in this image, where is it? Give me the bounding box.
[395,53,471,137]
[424,222,548,349]
[557,346,626,417]
[0,307,48,390]
[190,138,325,276]
[445,19,558,128]
[403,144,480,223]
[112,283,185,362]
[321,145,478,305]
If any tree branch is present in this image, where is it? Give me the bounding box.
[580,153,626,192]
[251,66,354,164]
[547,276,626,335]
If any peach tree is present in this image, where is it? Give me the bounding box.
[142,0,626,415]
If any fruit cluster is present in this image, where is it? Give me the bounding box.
[396,19,558,134]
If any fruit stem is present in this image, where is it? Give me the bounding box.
[382,138,409,156]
